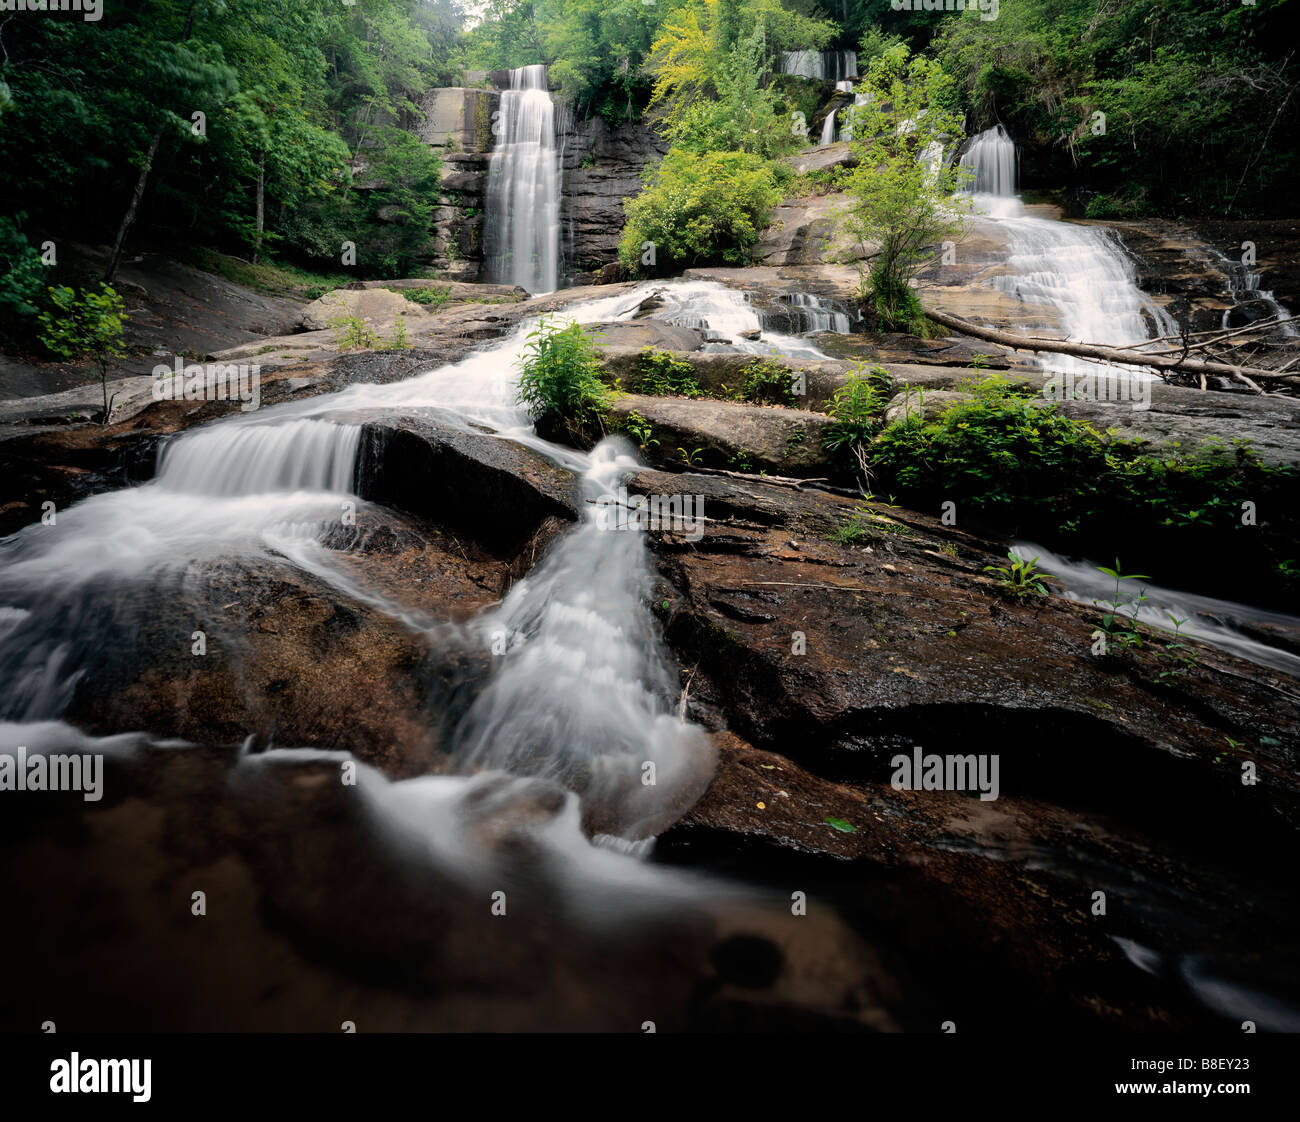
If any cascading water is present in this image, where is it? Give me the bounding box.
[959,125,1178,377]
[0,280,816,865]
[818,81,857,145]
[1014,543,1300,677]
[782,50,857,82]
[767,292,855,335]
[484,64,562,295]
[156,418,361,496]
[958,123,1017,197]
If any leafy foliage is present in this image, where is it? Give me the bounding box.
[931,0,1299,215]
[842,42,970,333]
[37,285,128,422]
[983,552,1051,599]
[618,148,783,274]
[823,364,889,487]
[516,317,612,441]
[633,348,703,397]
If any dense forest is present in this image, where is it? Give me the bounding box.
[2,0,1296,323]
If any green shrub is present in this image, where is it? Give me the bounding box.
[37,283,128,423]
[632,348,701,397]
[618,148,783,276]
[516,317,611,442]
[0,214,45,330]
[823,364,890,486]
[868,374,1298,603]
[739,359,798,406]
[395,285,453,309]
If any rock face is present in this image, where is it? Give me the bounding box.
[561,116,668,275]
[633,469,1300,1027]
[418,87,500,280]
[0,732,900,1031]
[409,85,666,282]
[608,394,836,475]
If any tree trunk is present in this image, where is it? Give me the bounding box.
[923,307,1295,385]
[104,127,162,284]
[252,151,265,265]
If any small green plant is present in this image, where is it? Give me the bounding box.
[387,313,411,350]
[983,552,1051,599]
[740,359,797,406]
[677,446,704,467]
[632,348,702,397]
[617,410,659,452]
[727,447,754,472]
[1154,614,1200,682]
[824,364,889,488]
[330,315,380,350]
[516,317,611,441]
[1093,559,1151,655]
[37,283,128,423]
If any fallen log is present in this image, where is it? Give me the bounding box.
[923,307,1297,385]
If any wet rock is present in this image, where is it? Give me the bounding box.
[0,728,901,1031]
[59,509,504,773]
[355,413,580,554]
[583,320,703,352]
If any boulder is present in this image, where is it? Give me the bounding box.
[607,393,835,475]
[299,287,427,332]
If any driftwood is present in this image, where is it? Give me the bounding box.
[923,307,1298,387]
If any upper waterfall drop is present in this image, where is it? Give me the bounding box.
[484,64,562,295]
[958,123,1018,199]
[957,123,1178,375]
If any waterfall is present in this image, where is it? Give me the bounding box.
[484,64,561,295]
[767,292,854,335]
[959,125,1178,376]
[157,418,361,496]
[781,50,858,81]
[958,123,1017,197]
[1203,245,1299,336]
[818,80,857,145]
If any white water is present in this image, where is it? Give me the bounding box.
[782,50,857,82]
[1015,542,1300,676]
[0,280,816,857]
[772,292,854,335]
[484,64,561,295]
[960,125,1179,377]
[1203,243,1300,336]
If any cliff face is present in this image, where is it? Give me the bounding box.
[560,116,668,279]
[415,80,665,285]
[418,86,498,281]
